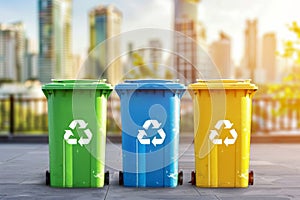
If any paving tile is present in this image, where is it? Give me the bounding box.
[0,143,299,199]
[0,184,108,200]
[105,185,200,200]
[219,196,290,200]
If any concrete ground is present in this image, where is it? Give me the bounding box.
[0,142,299,200]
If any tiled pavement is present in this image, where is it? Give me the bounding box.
[0,142,299,199]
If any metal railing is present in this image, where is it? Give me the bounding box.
[1,94,300,140]
[0,95,48,135]
[252,97,300,134]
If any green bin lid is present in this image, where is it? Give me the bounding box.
[42,79,113,90]
[188,79,258,90]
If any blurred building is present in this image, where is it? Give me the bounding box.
[244,19,257,81]
[124,42,134,74]
[276,56,289,81]
[209,32,234,79]
[262,33,277,83]
[88,5,122,85]
[0,22,26,82]
[174,0,209,84]
[24,39,38,80]
[25,53,38,80]
[148,39,165,77]
[149,39,162,68]
[38,0,73,83]
[71,54,83,78]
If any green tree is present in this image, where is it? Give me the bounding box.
[268,22,300,116]
[280,22,300,81]
[126,52,154,79]
[126,52,174,79]
[164,69,174,79]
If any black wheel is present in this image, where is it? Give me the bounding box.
[119,171,123,185]
[104,171,109,185]
[248,170,254,185]
[178,171,183,185]
[189,171,196,185]
[46,170,50,186]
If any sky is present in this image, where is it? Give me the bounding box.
[0,0,299,65]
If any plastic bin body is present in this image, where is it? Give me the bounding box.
[188,80,257,188]
[42,80,112,188]
[115,80,185,187]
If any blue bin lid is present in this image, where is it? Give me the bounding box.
[115,79,186,90]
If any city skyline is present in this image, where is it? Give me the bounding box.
[244,19,258,81]
[87,4,122,85]
[0,22,25,82]
[0,0,299,65]
[38,0,73,83]
[262,33,277,82]
[174,0,200,83]
[209,32,234,79]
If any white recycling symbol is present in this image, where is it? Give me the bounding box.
[209,120,238,146]
[64,119,92,146]
[137,119,166,147]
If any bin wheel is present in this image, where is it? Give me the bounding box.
[105,171,109,185]
[46,170,50,186]
[178,171,183,185]
[189,171,196,185]
[248,170,254,185]
[119,171,123,186]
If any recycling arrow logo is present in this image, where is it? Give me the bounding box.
[137,119,166,147]
[64,119,92,146]
[209,120,238,146]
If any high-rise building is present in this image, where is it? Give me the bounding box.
[0,22,25,82]
[262,33,277,82]
[38,0,72,83]
[174,0,210,84]
[149,39,164,77]
[25,53,38,80]
[88,5,122,85]
[24,39,38,80]
[244,19,257,81]
[71,54,82,78]
[174,0,199,84]
[210,32,234,78]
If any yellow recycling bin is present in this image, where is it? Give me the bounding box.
[188,80,257,188]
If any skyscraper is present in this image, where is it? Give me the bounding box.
[174,0,209,84]
[25,39,38,80]
[244,19,257,81]
[71,54,82,78]
[174,0,199,84]
[88,5,122,85]
[262,33,277,82]
[38,0,72,83]
[149,39,163,77]
[210,32,233,78]
[0,22,25,82]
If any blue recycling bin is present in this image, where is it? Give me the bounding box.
[115,80,185,187]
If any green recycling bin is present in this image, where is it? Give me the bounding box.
[42,79,112,188]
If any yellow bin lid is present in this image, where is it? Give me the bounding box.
[188,79,258,90]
